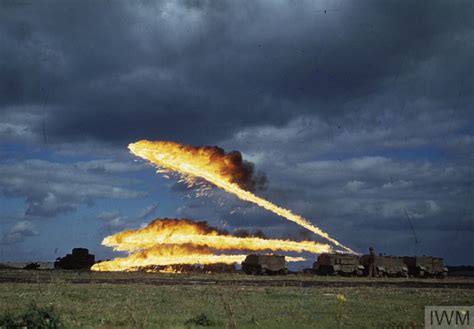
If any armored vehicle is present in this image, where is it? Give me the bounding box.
[23,262,40,270]
[313,253,364,276]
[359,254,408,277]
[241,254,287,275]
[403,256,448,278]
[54,248,95,270]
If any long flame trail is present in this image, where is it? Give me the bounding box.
[91,219,315,272]
[128,140,354,253]
[92,244,305,272]
[102,218,332,254]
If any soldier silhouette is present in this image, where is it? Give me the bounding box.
[368,247,377,277]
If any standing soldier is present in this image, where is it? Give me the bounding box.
[368,247,377,277]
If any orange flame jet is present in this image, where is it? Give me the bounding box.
[102,218,332,254]
[91,244,305,272]
[128,140,354,253]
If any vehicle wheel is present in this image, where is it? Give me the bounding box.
[418,270,425,278]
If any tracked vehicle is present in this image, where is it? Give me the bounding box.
[313,253,364,276]
[54,248,95,270]
[403,256,448,278]
[241,254,287,275]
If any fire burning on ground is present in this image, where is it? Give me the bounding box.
[93,140,354,272]
[92,244,260,272]
[92,244,305,272]
[128,140,354,253]
[92,219,325,272]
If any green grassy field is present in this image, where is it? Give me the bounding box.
[0,271,473,328]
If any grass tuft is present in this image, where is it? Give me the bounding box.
[185,313,214,327]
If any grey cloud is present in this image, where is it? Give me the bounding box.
[0,0,472,147]
[1,221,38,245]
[137,202,159,220]
[0,159,144,217]
[77,159,146,174]
[382,180,413,190]
[343,180,367,192]
[0,106,42,143]
[97,202,162,235]
[222,107,472,164]
[97,211,121,221]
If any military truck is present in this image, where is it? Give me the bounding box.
[313,253,364,276]
[241,254,287,275]
[54,248,95,270]
[403,256,448,278]
[359,254,408,277]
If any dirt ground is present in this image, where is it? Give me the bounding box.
[1,269,473,288]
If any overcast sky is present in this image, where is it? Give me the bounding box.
[1,0,473,266]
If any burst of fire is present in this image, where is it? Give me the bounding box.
[91,243,305,272]
[102,218,332,254]
[128,140,354,253]
[156,266,179,274]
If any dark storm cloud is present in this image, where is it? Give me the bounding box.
[1,1,473,264]
[1,0,472,146]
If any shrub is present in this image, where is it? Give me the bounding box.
[185,313,214,327]
[0,303,61,329]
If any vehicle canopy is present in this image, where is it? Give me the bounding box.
[360,255,407,275]
[403,256,447,273]
[242,254,286,272]
[314,253,360,267]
